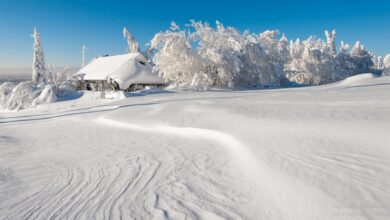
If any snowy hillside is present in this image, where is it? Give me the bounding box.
[1,75,390,219]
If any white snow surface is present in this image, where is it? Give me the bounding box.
[1,75,390,219]
[78,53,165,89]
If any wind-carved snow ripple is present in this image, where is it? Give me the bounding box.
[0,119,247,219]
[93,117,249,219]
[1,150,166,219]
[263,137,390,218]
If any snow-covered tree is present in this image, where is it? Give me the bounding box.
[150,22,206,88]
[278,34,290,64]
[284,37,321,85]
[335,41,352,79]
[383,54,390,76]
[123,27,139,53]
[170,21,179,31]
[374,56,383,70]
[339,41,350,54]
[239,30,287,87]
[149,20,382,89]
[31,28,47,83]
[349,41,374,75]
[369,55,383,75]
[325,30,337,57]
[191,20,245,88]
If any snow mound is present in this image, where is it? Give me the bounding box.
[100,91,127,99]
[316,73,382,90]
[138,86,167,94]
[35,84,58,104]
[338,73,376,86]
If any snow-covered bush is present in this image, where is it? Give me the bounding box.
[46,65,81,98]
[0,66,81,111]
[0,82,15,109]
[47,65,76,87]
[4,82,42,111]
[0,78,80,111]
[383,54,390,76]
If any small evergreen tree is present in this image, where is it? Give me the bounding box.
[31,28,46,83]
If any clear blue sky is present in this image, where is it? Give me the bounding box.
[0,0,389,69]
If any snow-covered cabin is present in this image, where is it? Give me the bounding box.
[77,52,167,91]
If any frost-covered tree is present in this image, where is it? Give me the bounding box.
[339,41,350,54]
[285,39,304,82]
[123,27,139,53]
[258,30,287,85]
[370,55,383,75]
[325,30,337,57]
[149,20,382,89]
[278,34,290,64]
[383,54,390,76]
[284,30,376,85]
[191,20,244,88]
[349,41,374,75]
[150,22,207,89]
[374,56,383,70]
[239,30,287,87]
[335,41,352,79]
[31,28,47,83]
[285,37,322,85]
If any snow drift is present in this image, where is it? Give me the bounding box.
[1,75,390,219]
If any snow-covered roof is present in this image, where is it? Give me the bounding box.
[77,52,166,89]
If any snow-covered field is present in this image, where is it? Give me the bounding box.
[1,74,390,219]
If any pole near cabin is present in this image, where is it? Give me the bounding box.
[82,45,87,68]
